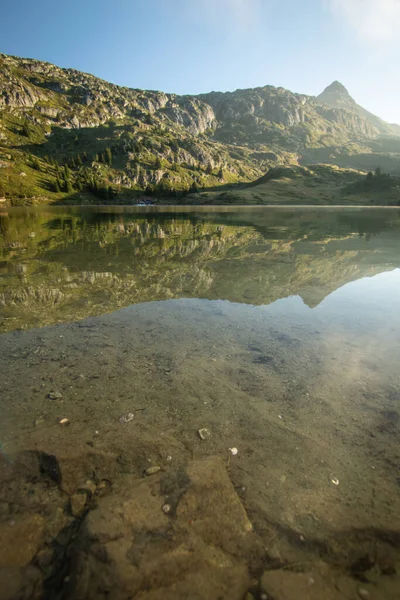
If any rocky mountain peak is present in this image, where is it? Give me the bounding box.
[321,81,350,97]
[316,80,357,112]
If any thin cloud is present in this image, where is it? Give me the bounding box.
[329,0,400,42]
[186,0,265,32]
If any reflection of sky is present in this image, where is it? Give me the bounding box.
[318,268,400,314]
[256,269,400,334]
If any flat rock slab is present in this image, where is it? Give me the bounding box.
[72,456,257,599]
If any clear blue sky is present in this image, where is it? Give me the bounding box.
[2,0,400,123]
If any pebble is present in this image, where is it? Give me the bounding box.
[70,493,87,517]
[198,428,211,440]
[59,418,69,425]
[162,503,171,514]
[331,477,340,486]
[47,391,63,400]
[357,588,370,599]
[229,447,238,455]
[82,480,97,495]
[119,412,134,424]
[145,466,161,476]
[96,480,112,496]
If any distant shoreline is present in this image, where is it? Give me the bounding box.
[2,204,400,212]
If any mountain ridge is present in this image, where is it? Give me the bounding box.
[1,52,400,205]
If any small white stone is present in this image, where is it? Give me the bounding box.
[162,503,171,514]
[198,428,211,440]
[331,477,340,486]
[119,412,134,424]
[145,466,161,476]
[59,418,69,425]
[229,447,238,455]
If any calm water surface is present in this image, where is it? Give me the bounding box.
[1,207,400,599]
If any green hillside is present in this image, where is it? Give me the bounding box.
[1,53,400,205]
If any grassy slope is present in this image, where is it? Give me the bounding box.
[185,165,400,206]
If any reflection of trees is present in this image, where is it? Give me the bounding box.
[1,209,400,332]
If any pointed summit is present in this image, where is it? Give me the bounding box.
[316,81,355,110]
[321,81,350,96]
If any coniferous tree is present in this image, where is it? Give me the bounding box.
[65,179,73,194]
[22,122,30,138]
[83,151,88,162]
[105,148,112,165]
[77,154,83,166]
[70,157,76,169]
[54,179,61,193]
[64,165,71,180]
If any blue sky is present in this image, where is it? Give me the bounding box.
[2,0,400,123]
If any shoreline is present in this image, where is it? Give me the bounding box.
[2,203,400,212]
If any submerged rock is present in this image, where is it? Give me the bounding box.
[198,428,211,440]
[145,466,161,476]
[47,391,63,400]
[70,493,88,517]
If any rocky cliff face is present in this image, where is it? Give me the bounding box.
[0,52,399,202]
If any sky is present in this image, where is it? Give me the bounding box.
[1,0,400,123]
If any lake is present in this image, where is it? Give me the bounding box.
[1,206,400,599]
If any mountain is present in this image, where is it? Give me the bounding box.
[0,53,400,205]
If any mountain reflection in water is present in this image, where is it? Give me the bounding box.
[1,207,400,332]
